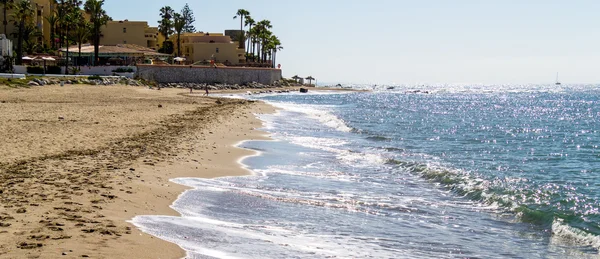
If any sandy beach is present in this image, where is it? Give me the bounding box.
[0,84,274,258]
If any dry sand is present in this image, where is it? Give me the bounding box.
[0,84,274,258]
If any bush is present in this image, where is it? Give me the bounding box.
[46,65,62,74]
[88,75,102,80]
[158,41,174,54]
[26,66,44,74]
[112,67,134,73]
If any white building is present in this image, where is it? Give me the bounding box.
[0,34,13,57]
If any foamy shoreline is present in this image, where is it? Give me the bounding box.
[125,101,276,259]
[0,84,276,258]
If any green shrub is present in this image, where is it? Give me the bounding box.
[26,66,44,74]
[112,67,134,73]
[46,65,62,74]
[88,75,102,80]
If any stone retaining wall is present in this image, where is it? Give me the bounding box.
[136,65,282,85]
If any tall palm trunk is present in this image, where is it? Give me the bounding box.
[256,40,260,63]
[245,25,251,61]
[93,32,99,66]
[3,6,7,36]
[238,15,243,49]
[261,39,266,63]
[252,37,256,62]
[50,26,55,49]
[16,21,24,65]
[176,32,181,57]
[65,26,69,74]
[58,24,62,49]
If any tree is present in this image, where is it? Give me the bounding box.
[22,23,42,54]
[62,3,81,74]
[244,16,254,60]
[11,0,34,65]
[173,12,185,57]
[84,0,110,66]
[56,0,67,49]
[45,12,58,49]
[74,18,90,58]
[269,35,282,68]
[181,3,195,33]
[1,0,13,36]
[254,20,272,64]
[158,6,174,40]
[158,40,173,55]
[233,9,249,49]
[248,25,259,62]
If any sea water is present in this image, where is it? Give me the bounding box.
[133,84,600,258]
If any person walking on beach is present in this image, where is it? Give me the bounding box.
[190,86,193,93]
[204,85,209,96]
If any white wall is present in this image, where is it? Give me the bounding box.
[13,65,137,76]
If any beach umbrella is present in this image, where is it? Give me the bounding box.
[22,56,33,60]
[305,76,315,86]
[173,57,186,62]
[291,75,300,83]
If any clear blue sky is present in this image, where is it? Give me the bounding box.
[104,0,600,84]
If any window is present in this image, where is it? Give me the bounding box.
[123,28,126,33]
[37,10,41,16]
[216,48,219,53]
[123,40,127,44]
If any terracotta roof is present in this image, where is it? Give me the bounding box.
[116,44,171,57]
[116,44,155,52]
[60,44,142,54]
[59,44,170,57]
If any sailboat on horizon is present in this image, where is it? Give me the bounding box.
[555,72,561,85]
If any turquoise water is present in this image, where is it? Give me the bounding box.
[133,84,600,258]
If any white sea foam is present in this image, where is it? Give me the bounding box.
[551,218,600,251]
[267,101,353,132]
[284,136,385,167]
[132,213,404,259]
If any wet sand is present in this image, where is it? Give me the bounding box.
[0,84,274,258]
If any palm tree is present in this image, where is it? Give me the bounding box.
[233,9,249,49]
[62,12,75,74]
[11,0,34,65]
[84,0,109,66]
[244,16,254,60]
[254,20,272,64]
[305,76,315,86]
[45,12,58,49]
[248,25,259,62]
[260,29,272,64]
[22,23,42,54]
[158,6,174,40]
[173,12,185,57]
[269,35,282,68]
[56,0,66,49]
[74,18,90,58]
[1,0,13,36]
[61,1,82,73]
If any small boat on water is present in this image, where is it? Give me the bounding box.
[555,72,561,85]
[387,86,395,90]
